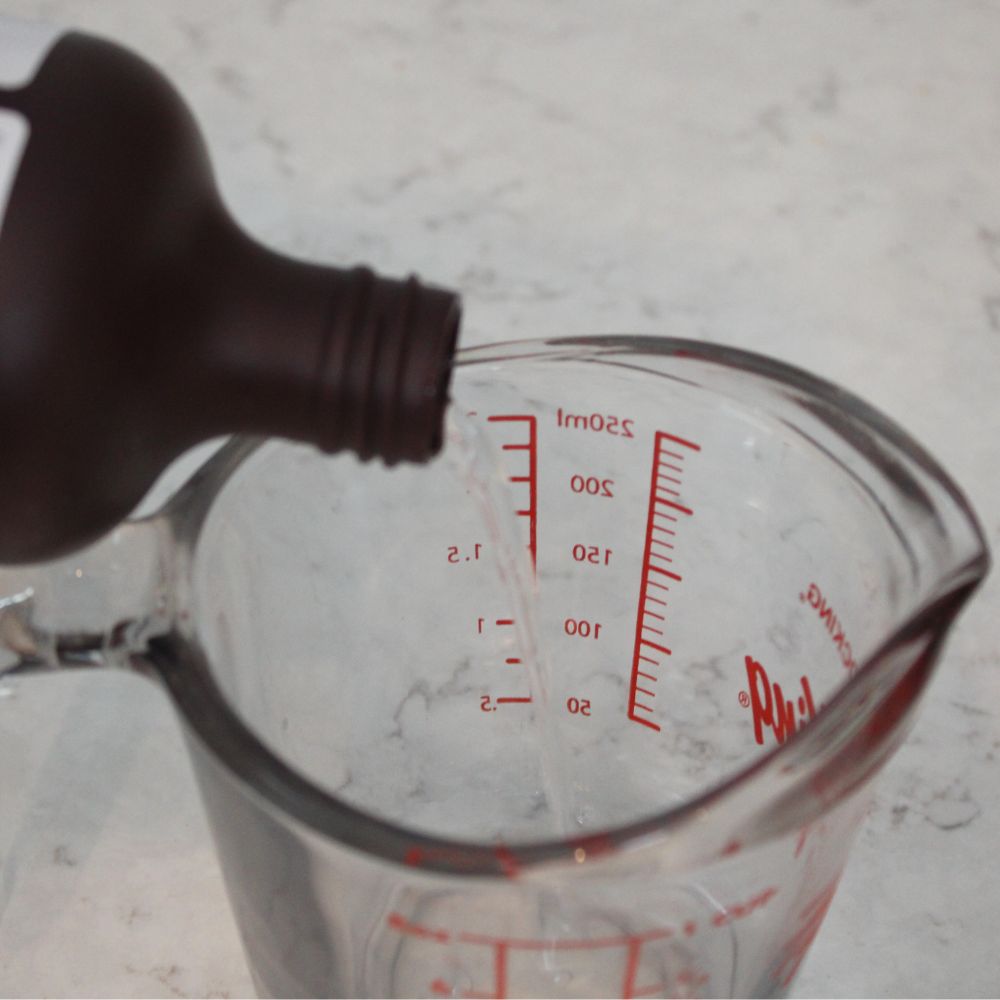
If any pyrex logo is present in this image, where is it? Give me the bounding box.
[740,655,816,747]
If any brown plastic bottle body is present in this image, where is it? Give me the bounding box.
[0,29,460,564]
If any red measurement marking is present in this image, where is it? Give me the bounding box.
[640,638,672,656]
[794,820,822,859]
[457,927,674,951]
[494,942,509,999]
[648,565,681,581]
[774,878,840,988]
[488,415,537,570]
[388,884,774,1000]
[492,845,521,879]
[628,430,699,732]
[655,497,693,516]
[660,431,701,452]
[387,911,450,943]
[471,424,533,725]
[402,845,492,872]
[621,939,642,1000]
[631,981,667,998]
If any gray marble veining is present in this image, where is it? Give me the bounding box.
[2,1,1000,996]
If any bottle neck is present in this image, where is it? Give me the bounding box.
[183,210,460,464]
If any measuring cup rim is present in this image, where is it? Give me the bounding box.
[150,334,990,879]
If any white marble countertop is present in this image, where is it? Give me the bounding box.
[2,1,1000,996]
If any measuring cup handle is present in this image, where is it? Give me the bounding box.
[0,515,172,678]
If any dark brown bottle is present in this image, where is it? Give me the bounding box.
[0,18,460,564]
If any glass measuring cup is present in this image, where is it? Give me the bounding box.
[0,337,987,998]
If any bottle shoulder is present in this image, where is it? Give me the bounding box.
[0,29,218,243]
[0,29,227,562]
[0,28,223,350]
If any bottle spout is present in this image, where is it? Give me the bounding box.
[310,268,461,464]
[190,221,463,468]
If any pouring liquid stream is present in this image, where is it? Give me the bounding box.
[445,403,579,839]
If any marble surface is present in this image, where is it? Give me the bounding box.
[2,0,1000,996]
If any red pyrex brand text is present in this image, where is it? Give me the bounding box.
[800,582,856,670]
[743,655,816,746]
